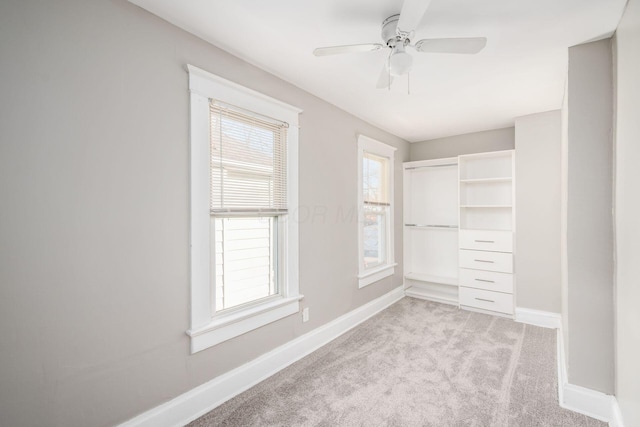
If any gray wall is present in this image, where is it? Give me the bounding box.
[0,1,409,426]
[514,111,562,313]
[614,0,640,423]
[565,39,614,394]
[560,78,570,357]
[409,127,515,160]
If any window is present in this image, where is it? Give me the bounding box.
[188,65,302,353]
[210,103,287,312]
[357,135,396,288]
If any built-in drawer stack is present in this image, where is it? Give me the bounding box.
[458,229,514,314]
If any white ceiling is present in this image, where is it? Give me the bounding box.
[130,0,626,142]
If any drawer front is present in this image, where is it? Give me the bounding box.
[459,268,514,293]
[459,230,513,252]
[459,287,514,314]
[459,249,513,273]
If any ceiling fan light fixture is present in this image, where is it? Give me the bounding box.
[389,48,413,77]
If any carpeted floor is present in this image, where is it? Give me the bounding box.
[189,297,606,427]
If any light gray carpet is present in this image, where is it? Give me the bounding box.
[189,298,606,427]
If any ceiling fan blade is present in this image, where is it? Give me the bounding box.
[313,43,385,56]
[376,64,394,89]
[414,37,487,54]
[397,0,433,34]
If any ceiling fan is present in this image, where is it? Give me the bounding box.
[313,0,487,89]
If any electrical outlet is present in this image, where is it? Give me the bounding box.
[302,307,309,322]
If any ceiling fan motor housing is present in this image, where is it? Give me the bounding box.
[381,14,402,47]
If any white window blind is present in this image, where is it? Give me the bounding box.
[210,101,288,214]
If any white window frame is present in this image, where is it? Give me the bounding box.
[187,65,302,353]
[357,134,397,288]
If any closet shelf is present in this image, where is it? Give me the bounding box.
[404,224,458,229]
[404,273,458,286]
[405,286,459,306]
[460,205,512,208]
[460,227,513,232]
[460,177,512,183]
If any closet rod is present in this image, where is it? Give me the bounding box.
[405,224,458,228]
[405,163,457,170]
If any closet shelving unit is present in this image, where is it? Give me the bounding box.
[403,157,459,305]
[457,150,516,316]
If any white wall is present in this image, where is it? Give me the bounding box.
[0,1,409,426]
[565,39,615,394]
[613,0,640,423]
[410,127,514,160]
[514,111,562,313]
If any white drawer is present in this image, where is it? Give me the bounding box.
[459,230,513,252]
[459,287,514,314]
[459,268,514,293]
[459,249,513,273]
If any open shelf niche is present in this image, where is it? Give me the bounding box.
[459,150,515,232]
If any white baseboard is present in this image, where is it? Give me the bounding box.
[556,324,624,427]
[562,383,616,423]
[118,286,405,427]
[515,307,562,329]
[610,398,626,427]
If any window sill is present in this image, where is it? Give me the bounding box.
[187,294,303,353]
[358,263,397,288]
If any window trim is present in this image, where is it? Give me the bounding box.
[357,135,397,288]
[187,65,302,353]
